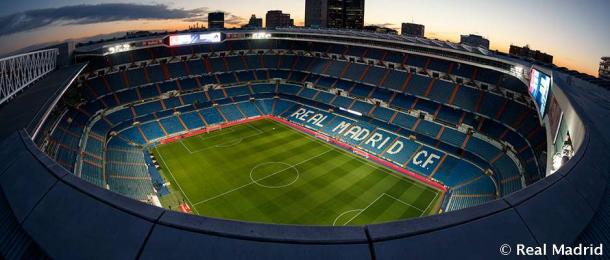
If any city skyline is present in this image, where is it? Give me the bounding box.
[0,0,608,76]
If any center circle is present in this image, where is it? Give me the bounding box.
[249,162,299,188]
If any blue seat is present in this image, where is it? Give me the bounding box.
[392,112,417,130]
[209,58,226,73]
[140,121,165,140]
[279,84,301,95]
[478,93,504,118]
[371,107,394,122]
[127,68,147,87]
[226,56,246,71]
[350,101,373,115]
[298,88,318,99]
[343,63,366,81]
[180,112,205,130]
[106,108,134,125]
[452,86,479,111]
[314,91,334,104]
[226,86,251,97]
[428,80,454,103]
[251,84,275,94]
[436,106,461,126]
[381,70,407,91]
[147,66,165,82]
[159,117,185,135]
[200,108,224,125]
[218,104,245,121]
[405,74,431,97]
[439,128,466,147]
[273,100,295,116]
[332,96,352,108]
[362,67,385,86]
[350,84,373,98]
[415,120,441,138]
[382,136,421,166]
[237,102,262,117]
[390,94,415,110]
[433,156,481,187]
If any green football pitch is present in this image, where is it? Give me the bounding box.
[152,118,443,226]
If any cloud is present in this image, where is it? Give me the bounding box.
[0,4,243,36]
[183,11,246,26]
[366,23,398,29]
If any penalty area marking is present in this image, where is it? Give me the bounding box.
[179,123,267,153]
[249,162,300,189]
[332,209,363,226]
[340,193,425,226]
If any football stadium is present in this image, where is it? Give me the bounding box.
[0,6,609,259]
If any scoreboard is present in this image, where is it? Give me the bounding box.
[529,68,552,118]
[167,32,222,46]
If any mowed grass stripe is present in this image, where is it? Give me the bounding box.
[155,118,442,225]
[158,122,322,202]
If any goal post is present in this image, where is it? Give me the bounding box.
[206,124,222,133]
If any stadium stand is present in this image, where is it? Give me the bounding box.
[0,29,608,260]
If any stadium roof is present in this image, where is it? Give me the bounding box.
[0,63,85,139]
[277,28,492,56]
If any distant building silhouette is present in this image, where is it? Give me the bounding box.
[600,57,610,80]
[266,10,294,29]
[208,12,224,29]
[401,22,425,37]
[305,0,365,29]
[460,34,490,49]
[243,15,263,29]
[509,45,554,64]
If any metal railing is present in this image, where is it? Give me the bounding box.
[0,48,59,105]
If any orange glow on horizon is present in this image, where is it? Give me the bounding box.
[0,16,601,76]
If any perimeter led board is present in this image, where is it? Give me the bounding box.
[168,32,222,46]
[529,68,552,117]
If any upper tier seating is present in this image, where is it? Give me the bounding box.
[51,45,543,212]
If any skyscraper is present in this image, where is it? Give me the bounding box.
[305,0,365,29]
[266,10,294,29]
[401,23,425,37]
[305,0,325,28]
[208,12,224,29]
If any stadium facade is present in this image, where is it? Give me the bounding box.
[0,28,609,259]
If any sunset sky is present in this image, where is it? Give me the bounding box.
[0,0,608,75]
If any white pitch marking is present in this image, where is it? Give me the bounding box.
[182,124,266,153]
[341,193,427,226]
[269,119,436,195]
[383,193,425,212]
[192,149,334,205]
[179,140,194,153]
[342,193,386,226]
[155,147,200,215]
[333,209,363,226]
[249,162,300,189]
[420,191,439,217]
